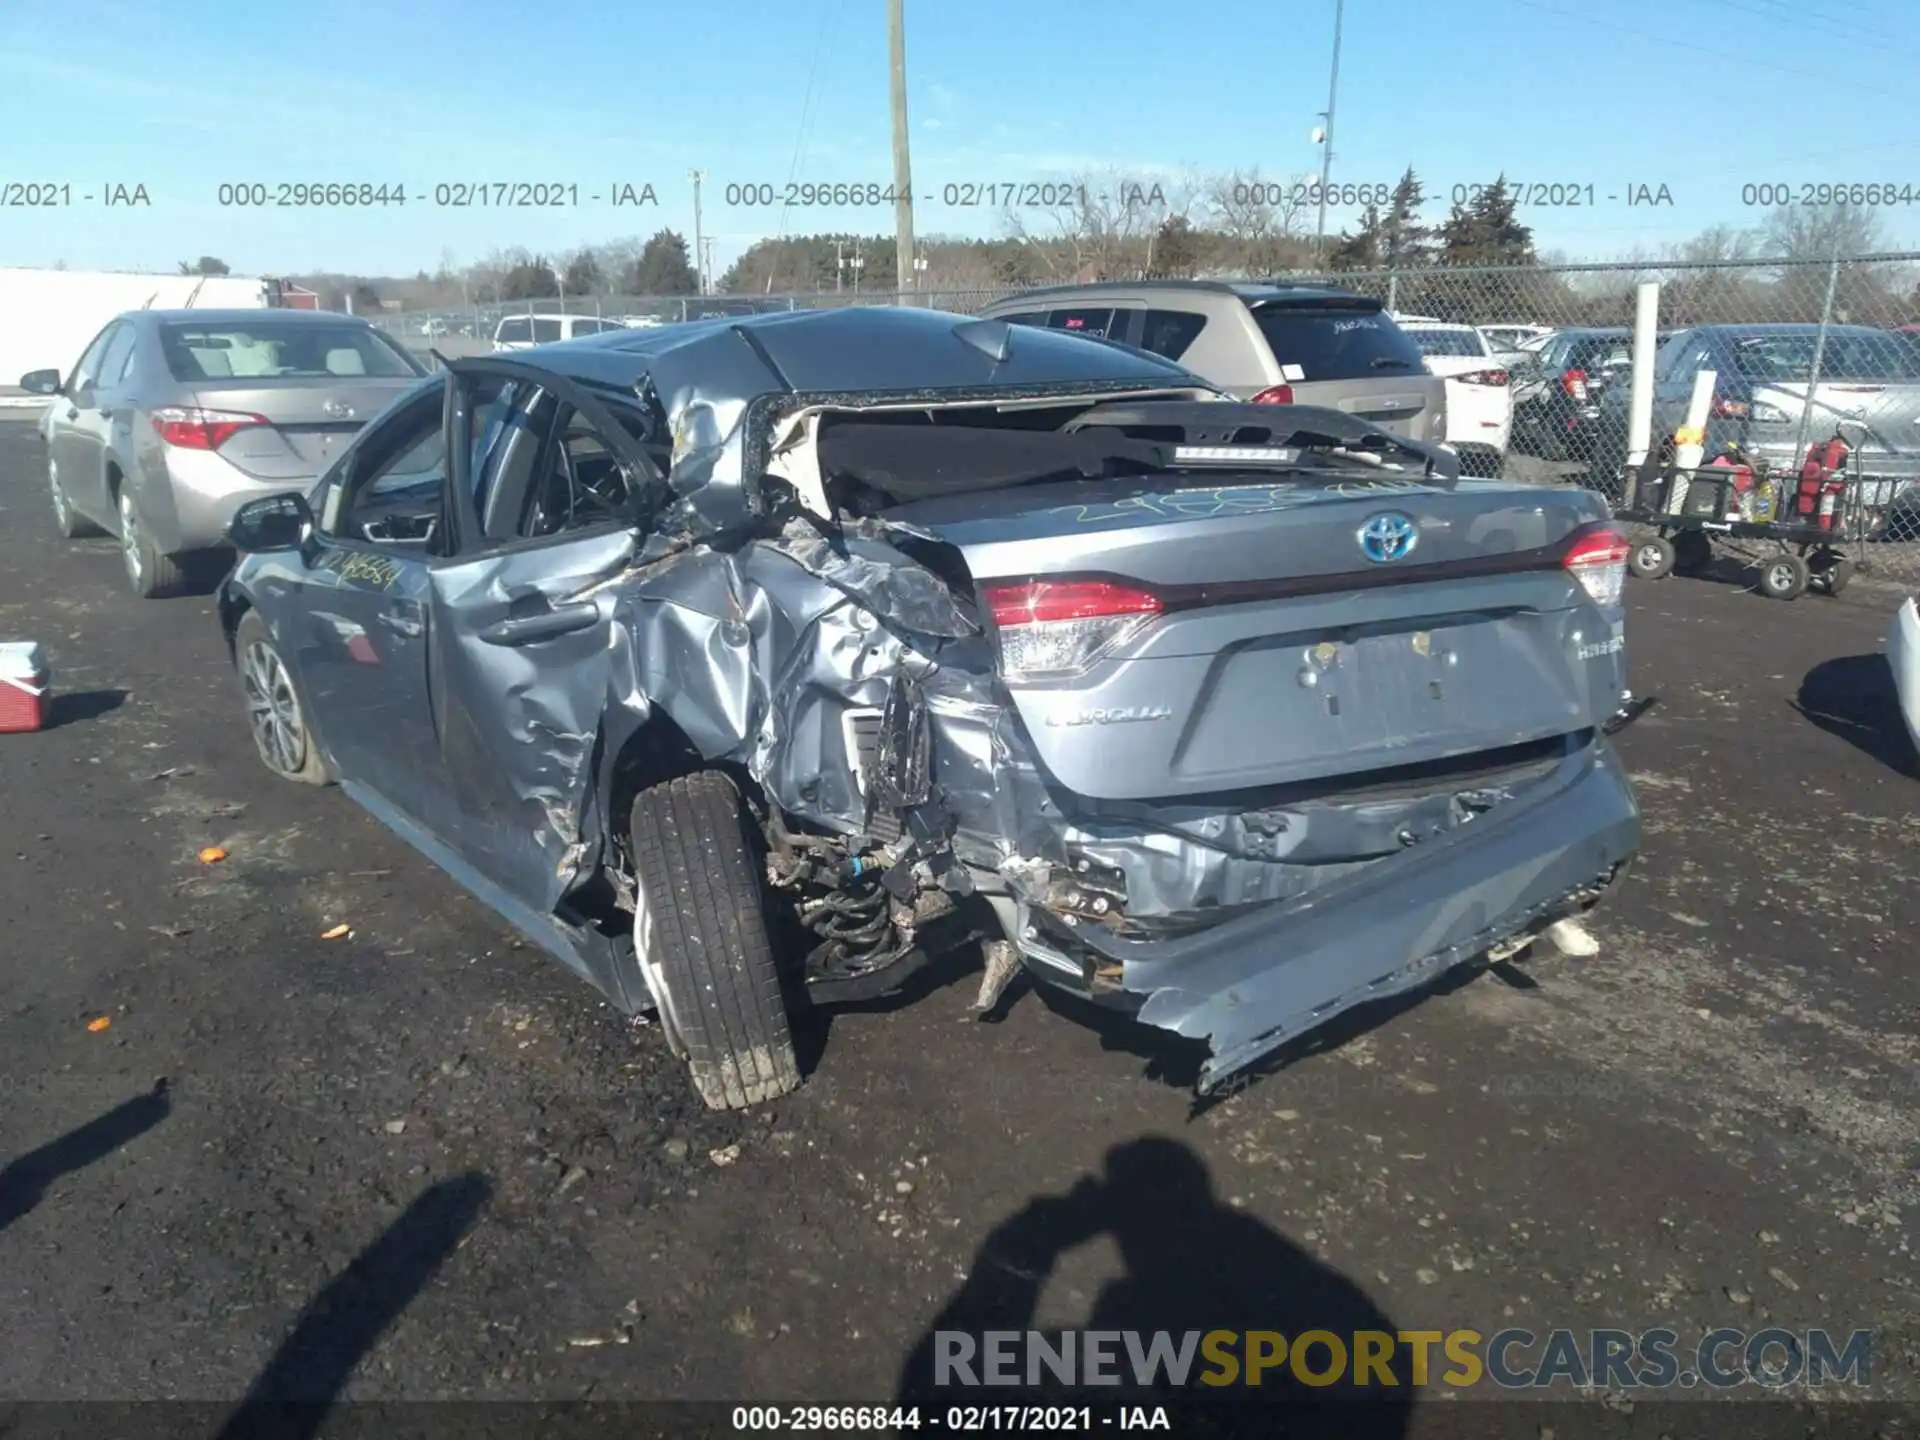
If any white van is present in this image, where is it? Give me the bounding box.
[491,314,626,351]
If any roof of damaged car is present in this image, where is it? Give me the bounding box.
[517,305,1202,395]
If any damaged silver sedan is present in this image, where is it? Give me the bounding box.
[215,307,1643,1110]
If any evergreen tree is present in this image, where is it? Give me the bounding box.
[1379,167,1432,268]
[1327,204,1383,271]
[1438,176,1534,266]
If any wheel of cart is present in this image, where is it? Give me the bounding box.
[1755,549,1809,601]
[1627,533,1675,580]
[1807,545,1853,597]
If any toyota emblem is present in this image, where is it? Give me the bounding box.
[1358,512,1418,563]
[323,399,354,419]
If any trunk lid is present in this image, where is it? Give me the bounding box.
[1289,375,1439,437]
[892,477,1624,801]
[190,378,420,480]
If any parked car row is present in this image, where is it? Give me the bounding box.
[17,299,1644,1112]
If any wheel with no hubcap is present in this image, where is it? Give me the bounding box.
[628,771,801,1111]
[118,488,188,599]
[1756,552,1809,601]
[1810,549,1853,597]
[48,462,102,538]
[233,612,331,784]
[1628,535,1675,580]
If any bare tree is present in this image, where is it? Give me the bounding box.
[1202,167,1312,274]
[1670,224,1763,266]
[1757,202,1887,263]
[1000,168,1183,280]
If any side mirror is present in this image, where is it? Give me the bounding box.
[229,493,313,552]
[19,369,61,395]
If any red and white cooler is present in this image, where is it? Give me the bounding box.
[0,642,51,733]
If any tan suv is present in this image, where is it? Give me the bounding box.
[978,280,1447,443]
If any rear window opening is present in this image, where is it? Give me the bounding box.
[1250,303,1427,381]
[1406,328,1488,359]
[805,397,1448,514]
[160,320,420,383]
[1726,332,1920,383]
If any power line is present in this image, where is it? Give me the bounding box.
[1493,0,1916,102]
[776,0,850,243]
[1695,0,1912,52]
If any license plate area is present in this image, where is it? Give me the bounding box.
[1174,615,1588,781]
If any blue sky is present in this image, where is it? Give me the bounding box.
[2,0,1917,279]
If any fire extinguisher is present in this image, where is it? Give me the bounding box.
[1795,435,1849,530]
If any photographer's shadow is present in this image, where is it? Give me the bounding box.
[897,1137,1412,1437]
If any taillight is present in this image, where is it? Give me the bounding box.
[1561,368,1589,400]
[1249,384,1295,405]
[1563,526,1630,608]
[980,578,1163,680]
[1709,396,1748,419]
[150,406,271,449]
[1458,368,1509,386]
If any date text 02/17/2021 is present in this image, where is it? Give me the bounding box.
[729,1405,1171,1431]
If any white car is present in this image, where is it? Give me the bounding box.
[1401,322,1513,476]
[491,314,627,351]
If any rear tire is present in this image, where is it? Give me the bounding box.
[1811,550,1852,597]
[628,771,801,1111]
[1628,535,1675,580]
[118,487,187,599]
[1757,553,1809,601]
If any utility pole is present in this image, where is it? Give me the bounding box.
[1313,0,1344,263]
[889,0,915,298]
[689,169,707,295]
[835,238,847,293]
[701,237,716,294]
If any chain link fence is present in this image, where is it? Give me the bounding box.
[371,252,1920,588]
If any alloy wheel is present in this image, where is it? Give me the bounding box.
[241,639,307,775]
[49,465,73,530]
[119,492,143,590]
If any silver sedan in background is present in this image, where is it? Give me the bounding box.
[19,309,426,597]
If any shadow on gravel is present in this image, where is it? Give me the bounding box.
[0,1079,170,1234]
[895,1137,1412,1437]
[46,687,127,727]
[215,1172,491,1440]
[1795,653,1920,777]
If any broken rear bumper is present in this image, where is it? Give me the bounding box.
[1045,734,1640,1093]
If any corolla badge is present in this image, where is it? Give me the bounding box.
[1358,511,1418,563]
[1044,705,1173,727]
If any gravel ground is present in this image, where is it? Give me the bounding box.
[1,419,1916,1434]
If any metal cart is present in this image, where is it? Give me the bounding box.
[1609,435,1888,601]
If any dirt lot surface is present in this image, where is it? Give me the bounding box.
[1,418,1916,1434]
